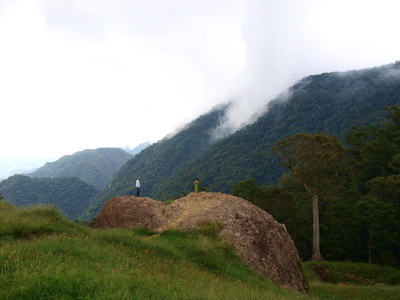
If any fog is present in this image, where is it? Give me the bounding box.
[1,0,399,175]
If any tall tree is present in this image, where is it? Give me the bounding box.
[274,133,347,261]
[355,196,398,264]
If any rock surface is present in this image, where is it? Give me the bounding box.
[94,192,307,293]
[93,196,165,231]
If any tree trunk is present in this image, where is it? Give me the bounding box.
[368,227,372,263]
[308,189,324,261]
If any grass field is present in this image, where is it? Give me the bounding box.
[1,201,399,299]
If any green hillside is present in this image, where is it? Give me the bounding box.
[1,201,399,299]
[155,62,400,198]
[79,104,230,221]
[30,148,132,189]
[82,62,400,220]
[0,175,97,219]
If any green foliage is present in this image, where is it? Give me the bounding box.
[232,104,400,266]
[342,105,400,265]
[366,174,400,218]
[232,178,266,207]
[5,63,400,269]
[355,196,399,264]
[160,62,400,198]
[0,175,98,220]
[303,262,400,300]
[81,104,230,220]
[274,133,347,191]
[274,133,348,261]
[1,204,400,299]
[303,261,400,286]
[0,203,87,240]
[79,63,400,220]
[30,148,132,189]
[232,177,313,260]
[1,205,301,300]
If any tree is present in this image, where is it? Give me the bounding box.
[345,105,400,193]
[355,196,398,264]
[232,178,266,206]
[274,133,347,261]
[366,175,400,218]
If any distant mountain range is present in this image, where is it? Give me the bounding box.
[0,155,58,181]
[80,62,400,221]
[0,145,150,219]
[2,62,400,221]
[120,142,151,156]
[29,148,133,190]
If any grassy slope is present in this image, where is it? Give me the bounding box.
[1,201,399,299]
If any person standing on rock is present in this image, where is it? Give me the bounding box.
[135,177,141,197]
[194,178,199,193]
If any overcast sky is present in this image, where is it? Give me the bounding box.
[1,0,400,161]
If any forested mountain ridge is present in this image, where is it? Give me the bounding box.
[30,148,132,189]
[0,175,97,219]
[80,62,400,221]
[154,62,400,198]
[79,104,230,220]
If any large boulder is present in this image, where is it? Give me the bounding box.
[94,192,307,294]
[93,196,165,231]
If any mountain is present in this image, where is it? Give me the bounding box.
[157,62,400,198]
[120,142,151,156]
[80,62,400,221]
[30,148,132,189]
[0,175,98,219]
[79,104,230,220]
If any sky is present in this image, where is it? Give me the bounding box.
[1,0,400,176]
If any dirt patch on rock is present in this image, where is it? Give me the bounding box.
[94,192,307,294]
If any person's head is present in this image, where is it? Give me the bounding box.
[138,177,141,180]
[195,178,198,181]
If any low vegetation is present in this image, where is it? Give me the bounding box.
[1,201,399,299]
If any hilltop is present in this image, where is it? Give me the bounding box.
[82,61,400,221]
[1,200,399,299]
[94,192,307,293]
[29,148,133,190]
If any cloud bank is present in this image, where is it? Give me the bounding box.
[217,0,400,134]
[1,0,400,158]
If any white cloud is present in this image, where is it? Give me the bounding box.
[215,0,400,133]
[0,0,246,157]
[1,0,400,162]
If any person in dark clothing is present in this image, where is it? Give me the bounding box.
[135,177,141,197]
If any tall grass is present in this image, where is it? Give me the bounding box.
[1,201,399,299]
[0,202,301,299]
[303,261,400,300]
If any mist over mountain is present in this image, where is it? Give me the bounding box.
[80,62,400,221]
[79,104,230,220]
[0,155,58,181]
[2,62,399,221]
[120,142,151,156]
[29,148,132,189]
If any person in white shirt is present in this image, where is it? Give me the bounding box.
[135,177,141,197]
